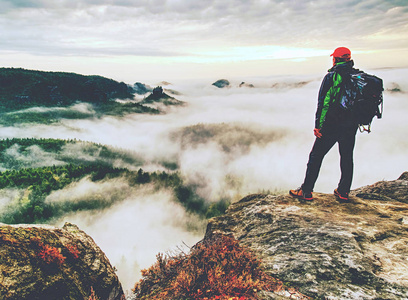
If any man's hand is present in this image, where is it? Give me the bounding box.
[314,128,322,138]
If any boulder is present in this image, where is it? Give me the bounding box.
[205,174,408,299]
[0,222,124,300]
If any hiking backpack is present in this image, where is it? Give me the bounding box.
[340,71,384,133]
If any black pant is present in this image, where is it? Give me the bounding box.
[302,126,358,194]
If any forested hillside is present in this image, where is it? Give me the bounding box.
[0,138,144,170]
[0,138,228,225]
[0,68,133,108]
[0,68,160,123]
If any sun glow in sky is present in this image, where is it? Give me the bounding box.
[184,46,330,63]
[0,0,407,82]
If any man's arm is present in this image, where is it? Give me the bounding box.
[314,72,333,130]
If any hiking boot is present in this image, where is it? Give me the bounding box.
[334,189,349,201]
[289,187,313,201]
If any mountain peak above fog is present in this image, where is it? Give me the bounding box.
[212,79,230,88]
[205,172,408,299]
[141,86,184,106]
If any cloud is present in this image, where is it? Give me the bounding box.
[53,184,205,291]
[45,176,133,207]
[0,0,407,60]
[0,0,40,10]
[173,123,285,154]
[0,136,146,172]
[0,188,23,210]
[6,103,95,115]
[1,144,66,169]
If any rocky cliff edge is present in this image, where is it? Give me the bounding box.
[0,222,124,300]
[205,172,408,300]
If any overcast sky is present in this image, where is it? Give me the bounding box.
[1,0,407,82]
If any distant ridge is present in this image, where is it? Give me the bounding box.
[0,67,134,110]
[0,68,163,122]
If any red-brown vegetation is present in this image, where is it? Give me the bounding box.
[133,234,284,300]
[87,287,100,300]
[30,236,66,266]
[66,243,80,259]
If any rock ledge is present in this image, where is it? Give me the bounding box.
[206,174,408,299]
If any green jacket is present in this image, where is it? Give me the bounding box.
[315,60,358,130]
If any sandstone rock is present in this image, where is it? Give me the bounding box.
[351,172,408,204]
[205,174,408,299]
[0,222,124,300]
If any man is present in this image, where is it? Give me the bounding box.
[290,47,359,202]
